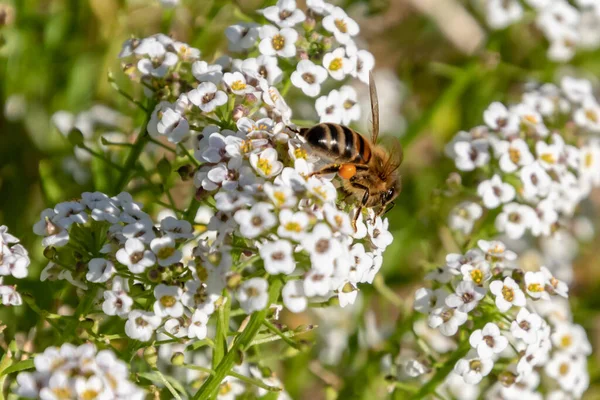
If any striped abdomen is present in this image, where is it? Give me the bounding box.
[300,123,372,164]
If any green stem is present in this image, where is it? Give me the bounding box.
[179,143,200,167]
[113,102,156,194]
[183,364,281,392]
[192,279,283,399]
[411,344,469,399]
[262,319,302,350]
[154,368,182,400]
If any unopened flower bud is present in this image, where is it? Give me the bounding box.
[171,352,185,366]
[147,267,161,282]
[232,105,247,121]
[303,17,316,32]
[144,346,158,368]
[244,93,258,105]
[297,50,309,60]
[446,172,462,190]
[43,246,56,260]
[226,273,242,289]
[498,370,517,387]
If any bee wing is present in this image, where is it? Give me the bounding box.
[369,71,380,144]
[380,135,404,177]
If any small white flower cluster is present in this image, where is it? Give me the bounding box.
[447,76,600,240]
[119,0,373,146]
[483,0,600,61]
[413,240,590,398]
[32,191,219,343]
[15,343,145,399]
[0,225,30,306]
[194,117,393,314]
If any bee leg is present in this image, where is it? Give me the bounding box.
[349,181,370,231]
[287,125,301,134]
[377,201,396,217]
[308,164,342,177]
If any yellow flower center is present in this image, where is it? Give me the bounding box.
[273,191,286,205]
[509,148,521,164]
[52,388,73,399]
[469,360,482,372]
[523,114,538,124]
[81,390,100,400]
[294,147,307,159]
[585,109,598,123]
[334,215,344,227]
[160,295,177,308]
[560,335,572,348]
[585,152,593,168]
[219,382,232,395]
[470,269,483,285]
[285,222,302,232]
[257,158,273,175]
[502,285,514,302]
[334,18,348,33]
[230,80,246,91]
[527,283,544,293]
[559,363,570,376]
[157,247,175,260]
[271,34,285,51]
[540,153,556,164]
[329,57,343,71]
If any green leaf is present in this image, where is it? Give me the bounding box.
[1,359,34,376]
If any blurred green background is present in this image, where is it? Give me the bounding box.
[1,0,600,398]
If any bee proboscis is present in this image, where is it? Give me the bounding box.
[293,72,403,229]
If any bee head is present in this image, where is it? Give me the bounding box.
[380,178,402,215]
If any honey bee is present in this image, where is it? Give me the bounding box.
[293,72,403,229]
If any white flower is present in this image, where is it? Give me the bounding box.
[469,323,508,359]
[486,0,523,30]
[315,89,343,123]
[448,201,483,235]
[322,7,359,44]
[160,216,193,240]
[495,202,536,239]
[302,223,341,274]
[445,281,486,313]
[413,287,449,314]
[102,290,133,318]
[477,175,516,209]
[453,140,490,171]
[234,202,277,238]
[53,201,88,228]
[322,47,352,81]
[33,209,70,247]
[545,352,580,391]
[237,277,269,313]
[291,60,328,97]
[153,284,184,318]
[540,266,569,298]
[188,309,209,340]
[265,183,297,208]
[116,238,156,273]
[192,61,224,84]
[241,55,282,85]
[148,101,190,144]
[150,236,182,267]
[260,0,305,28]
[86,258,115,283]
[0,283,22,306]
[250,147,284,177]
[125,310,161,341]
[122,220,156,244]
[258,25,298,58]
[524,271,550,300]
[428,306,468,336]
[307,0,334,15]
[348,49,375,84]
[225,23,260,52]
[367,217,393,250]
[282,280,307,313]
[259,239,295,275]
[460,263,491,286]
[164,318,188,338]
[454,350,493,384]
[303,269,332,297]
[338,85,360,125]
[574,97,600,132]
[137,51,178,78]
[512,104,549,136]
[489,277,526,312]
[223,72,253,95]
[495,138,534,172]
[188,82,228,113]
[306,176,337,203]
[483,102,519,134]
[182,280,219,315]
[425,266,454,284]
[477,240,516,262]
[511,308,543,344]
[561,76,592,103]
